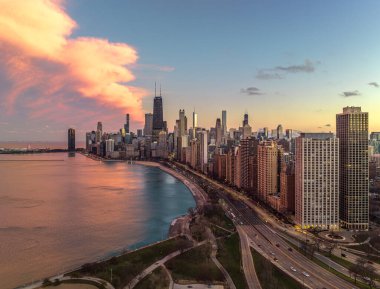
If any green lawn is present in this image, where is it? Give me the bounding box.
[217,233,248,289]
[166,244,224,283]
[251,248,301,289]
[203,204,235,231]
[70,236,192,289]
[134,267,170,289]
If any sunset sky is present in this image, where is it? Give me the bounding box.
[0,0,379,142]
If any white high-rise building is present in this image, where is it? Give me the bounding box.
[295,133,339,231]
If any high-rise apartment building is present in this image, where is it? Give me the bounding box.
[295,133,339,230]
[68,128,75,152]
[336,107,369,230]
[199,130,208,172]
[280,159,295,213]
[258,140,279,202]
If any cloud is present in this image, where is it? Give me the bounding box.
[275,60,315,73]
[340,90,361,97]
[368,82,379,88]
[240,87,263,95]
[0,0,147,126]
[256,59,317,80]
[256,70,283,80]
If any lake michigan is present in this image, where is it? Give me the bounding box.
[0,153,195,289]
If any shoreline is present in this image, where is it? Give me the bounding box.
[15,155,206,289]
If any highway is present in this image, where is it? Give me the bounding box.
[237,226,262,289]
[174,163,359,289]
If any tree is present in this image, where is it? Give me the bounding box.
[363,264,376,289]
[348,263,361,284]
[325,241,337,257]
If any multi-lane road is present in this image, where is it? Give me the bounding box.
[174,163,359,289]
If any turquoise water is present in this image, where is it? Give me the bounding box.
[0,153,195,289]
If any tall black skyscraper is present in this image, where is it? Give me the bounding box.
[153,95,163,130]
[124,113,130,133]
[68,128,75,152]
[152,84,164,140]
[243,113,249,126]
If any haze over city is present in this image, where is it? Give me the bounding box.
[0,0,380,142]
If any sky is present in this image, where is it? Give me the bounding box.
[0,0,379,142]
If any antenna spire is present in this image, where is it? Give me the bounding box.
[160,84,162,97]
[155,82,156,97]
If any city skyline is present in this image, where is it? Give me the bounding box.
[1,0,380,142]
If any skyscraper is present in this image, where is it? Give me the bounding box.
[222,110,227,133]
[199,130,208,173]
[192,110,198,139]
[258,140,278,202]
[295,133,339,230]
[68,128,75,152]
[153,88,164,133]
[179,109,187,137]
[243,113,249,126]
[277,124,284,139]
[336,107,369,230]
[215,118,222,147]
[124,114,130,133]
[144,113,153,136]
[96,121,102,143]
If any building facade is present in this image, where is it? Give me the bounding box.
[295,133,339,230]
[68,128,75,152]
[336,107,369,230]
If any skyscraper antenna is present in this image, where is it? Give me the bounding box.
[160,84,162,97]
[155,82,156,97]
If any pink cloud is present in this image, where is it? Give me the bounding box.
[0,0,146,125]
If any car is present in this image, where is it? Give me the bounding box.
[367,260,373,264]
[274,257,278,262]
[276,243,280,247]
[302,272,310,277]
[290,266,297,272]
[341,253,346,257]
[288,247,293,252]
[271,252,275,256]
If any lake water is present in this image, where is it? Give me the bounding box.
[0,153,195,289]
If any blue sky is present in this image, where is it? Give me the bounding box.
[68,0,380,130]
[0,0,379,141]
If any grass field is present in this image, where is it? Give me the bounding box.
[134,267,170,289]
[217,233,248,289]
[166,244,224,283]
[251,248,301,289]
[70,236,192,288]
